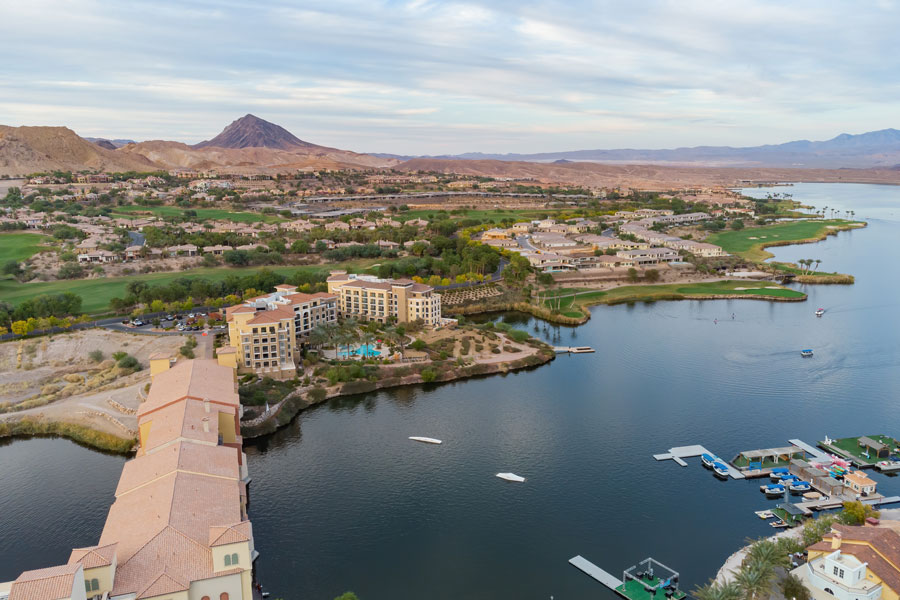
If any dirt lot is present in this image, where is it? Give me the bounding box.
[0,329,188,439]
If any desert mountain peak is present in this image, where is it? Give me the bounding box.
[193,114,318,150]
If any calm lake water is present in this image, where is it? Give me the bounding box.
[2,183,900,599]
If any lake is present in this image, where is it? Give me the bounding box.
[2,183,899,600]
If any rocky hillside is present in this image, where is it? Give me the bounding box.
[0,126,157,176]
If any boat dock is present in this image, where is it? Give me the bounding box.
[554,346,595,354]
[654,445,745,479]
[792,495,900,516]
[569,555,623,590]
[788,439,830,462]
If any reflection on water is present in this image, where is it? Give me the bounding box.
[2,184,899,600]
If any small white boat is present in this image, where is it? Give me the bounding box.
[496,472,526,482]
[701,453,719,468]
[790,481,812,493]
[409,436,442,445]
[712,462,730,479]
[815,308,825,316]
[876,460,900,472]
[801,349,814,357]
[755,510,775,519]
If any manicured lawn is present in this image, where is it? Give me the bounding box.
[541,280,805,311]
[0,259,380,314]
[111,205,285,224]
[616,577,686,600]
[706,219,865,261]
[821,435,899,465]
[0,232,53,264]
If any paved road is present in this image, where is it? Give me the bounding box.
[127,231,146,246]
[516,234,536,252]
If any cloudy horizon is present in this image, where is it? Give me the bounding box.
[2,0,898,155]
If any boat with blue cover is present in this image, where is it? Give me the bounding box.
[761,483,785,496]
[712,462,730,479]
[770,467,790,481]
[801,349,814,357]
[790,481,812,493]
[701,453,719,469]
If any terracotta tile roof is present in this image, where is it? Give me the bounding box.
[116,442,240,496]
[140,360,238,418]
[282,292,337,305]
[68,543,117,569]
[9,563,81,600]
[139,398,234,452]
[246,305,294,324]
[100,471,243,564]
[136,570,188,598]
[845,471,877,486]
[209,521,253,547]
[812,525,900,592]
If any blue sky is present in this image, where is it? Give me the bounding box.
[1,0,898,154]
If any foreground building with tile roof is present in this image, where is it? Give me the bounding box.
[795,522,900,600]
[1,357,257,600]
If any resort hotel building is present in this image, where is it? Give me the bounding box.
[0,357,257,600]
[225,284,338,379]
[326,271,442,326]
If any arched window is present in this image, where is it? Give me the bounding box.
[224,554,232,566]
[91,578,99,591]
[220,593,229,600]
[231,552,239,565]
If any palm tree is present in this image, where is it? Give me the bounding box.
[735,563,774,600]
[812,259,822,273]
[338,319,359,359]
[693,580,743,600]
[359,330,376,358]
[310,322,340,353]
[746,539,789,571]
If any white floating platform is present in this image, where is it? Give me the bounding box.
[409,436,442,445]
[654,444,744,479]
[788,439,829,461]
[569,555,623,589]
[554,346,595,353]
[496,472,525,482]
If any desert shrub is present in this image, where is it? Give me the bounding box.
[117,355,140,370]
[491,347,501,354]
[88,349,104,362]
[508,330,529,343]
[308,387,327,403]
[420,368,437,383]
[112,351,127,361]
[411,339,426,351]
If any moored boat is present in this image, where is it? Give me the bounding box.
[712,462,730,479]
[790,481,812,493]
[761,483,785,496]
[876,460,900,472]
[409,436,443,445]
[701,453,719,469]
[770,467,790,481]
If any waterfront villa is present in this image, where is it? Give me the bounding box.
[0,357,257,600]
[845,471,878,497]
[797,524,900,600]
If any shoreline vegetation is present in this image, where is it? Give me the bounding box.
[706,219,865,283]
[0,217,864,451]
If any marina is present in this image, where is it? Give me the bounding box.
[569,556,685,600]
[654,445,745,479]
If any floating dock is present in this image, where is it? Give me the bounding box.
[569,555,623,589]
[569,556,686,600]
[554,346,595,353]
[788,439,830,462]
[818,435,900,469]
[654,445,745,479]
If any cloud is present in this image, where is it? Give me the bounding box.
[0,0,897,154]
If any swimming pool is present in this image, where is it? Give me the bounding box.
[337,344,382,358]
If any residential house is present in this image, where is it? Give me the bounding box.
[616,248,679,265]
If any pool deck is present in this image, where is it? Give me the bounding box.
[653,444,745,479]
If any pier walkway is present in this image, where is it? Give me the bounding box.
[553,346,595,353]
[654,445,745,479]
[569,555,623,590]
[788,439,830,462]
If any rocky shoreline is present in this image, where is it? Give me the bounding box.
[241,344,556,439]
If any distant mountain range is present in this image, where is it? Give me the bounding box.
[377,129,900,169]
[0,115,396,176]
[3,116,900,178]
